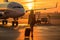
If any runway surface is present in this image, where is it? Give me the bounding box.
[0,24,60,40]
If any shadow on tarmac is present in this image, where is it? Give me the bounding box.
[0,25,20,40]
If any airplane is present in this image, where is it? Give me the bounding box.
[0,0,58,27]
[0,0,25,27]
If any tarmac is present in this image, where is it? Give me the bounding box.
[0,23,60,40]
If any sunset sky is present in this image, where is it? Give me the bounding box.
[0,0,60,13]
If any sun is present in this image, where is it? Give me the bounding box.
[26,0,34,10]
[26,3,34,10]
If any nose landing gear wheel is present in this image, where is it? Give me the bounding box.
[12,21,18,27]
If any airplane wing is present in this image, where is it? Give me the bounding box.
[26,2,58,12]
[26,6,56,12]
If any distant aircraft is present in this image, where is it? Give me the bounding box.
[0,0,25,26]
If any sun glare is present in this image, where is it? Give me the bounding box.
[26,3,34,10]
[26,0,34,10]
[26,0,33,2]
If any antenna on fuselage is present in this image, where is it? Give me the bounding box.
[4,0,8,2]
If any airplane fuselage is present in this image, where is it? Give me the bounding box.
[0,2,25,19]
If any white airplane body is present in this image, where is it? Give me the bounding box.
[0,1,26,27]
[0,2,25,19]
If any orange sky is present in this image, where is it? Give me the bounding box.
[0,0,60,13]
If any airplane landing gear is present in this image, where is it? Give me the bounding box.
[12,18,18,27]
[12,21,18,27]
[2,19,8,25]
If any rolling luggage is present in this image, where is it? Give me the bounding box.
[25,28,30,37]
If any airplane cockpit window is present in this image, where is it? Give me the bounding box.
[12,6,23,8]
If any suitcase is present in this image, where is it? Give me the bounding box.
[25,28,30,37]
